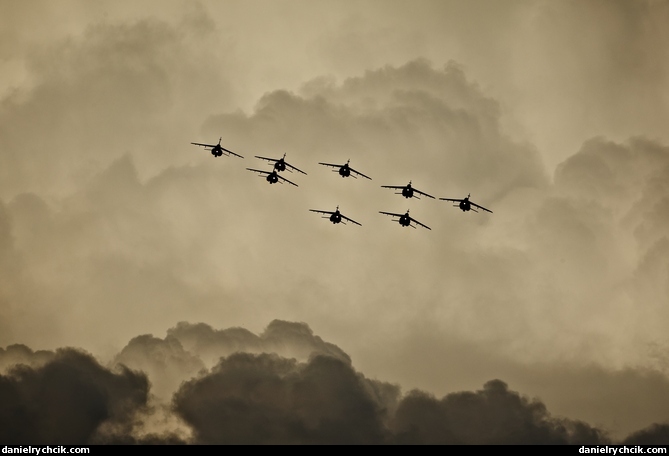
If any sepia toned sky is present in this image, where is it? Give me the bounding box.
[1,0,669,444]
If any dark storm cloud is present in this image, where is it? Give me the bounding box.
[106,321,669,444]
[173,352,397,444]
[363,328,669,440]
[391,379,608,444]
[4,322,669,444]
[623,424,669,446]
[0,348,148,444]
[172,349,616,444]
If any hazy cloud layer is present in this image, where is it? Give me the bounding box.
[0,8,234,199]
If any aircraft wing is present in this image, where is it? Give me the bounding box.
[277,174,298,187]
[410,217,432,230]
[246,168,271,176]
[191,142,214,148]
[318,162,341,168]
[439,197,463,203]
[381,185,405,190]
[285,162,307,175]
[379,211,403,219]
[349,167,372,180]
[341,214,362,226]
[471,201,493,213]
[309,209,334,215]
[220,147,243,158]
[414,188,436,199]
[255,155,278,163]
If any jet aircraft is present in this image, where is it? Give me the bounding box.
[254,153,307,174]
[191,138,243,158]
[439,194,492,213]
[246,168,298,187]
[318,159,372,180]
[310,206,361,226]
[381,181,435,199]
[379,210,431,230]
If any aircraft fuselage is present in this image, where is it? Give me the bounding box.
[274,160,286,172]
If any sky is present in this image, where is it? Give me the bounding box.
[1,0,669,444]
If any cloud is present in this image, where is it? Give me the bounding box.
[0,348,148,444]
[112,334,205,400]
[206,58,549,201]
[167,319,351,367]
[391,379,608,444]
[0,4,668,441]
[4,320,669,444]
[0,11,235,199]
[110,319,351,402]
[623,424,669,446]
[0,344,54,374]
[173,352,398,444]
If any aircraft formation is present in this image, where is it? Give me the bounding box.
[191,138,492,230]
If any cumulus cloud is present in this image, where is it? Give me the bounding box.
[168,319,351,366]
[623,424,669,446]
[206,58,549,201]
[172,353,610,445]
[112,334,205,401]
[0,344,54,374]
[4,320,669,444]
[126,319,669,445]
[0,348,148,444]
[391,379,608,444]
[173,352,396,444]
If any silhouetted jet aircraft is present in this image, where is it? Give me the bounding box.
[381,181,435,199]
[318,159,372,180]
[191,138,243,158]
[310,206,361,226]
[439,194,492,213]
[246,168,298,187]
[379,210,431,230]
[254,153,307,175]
